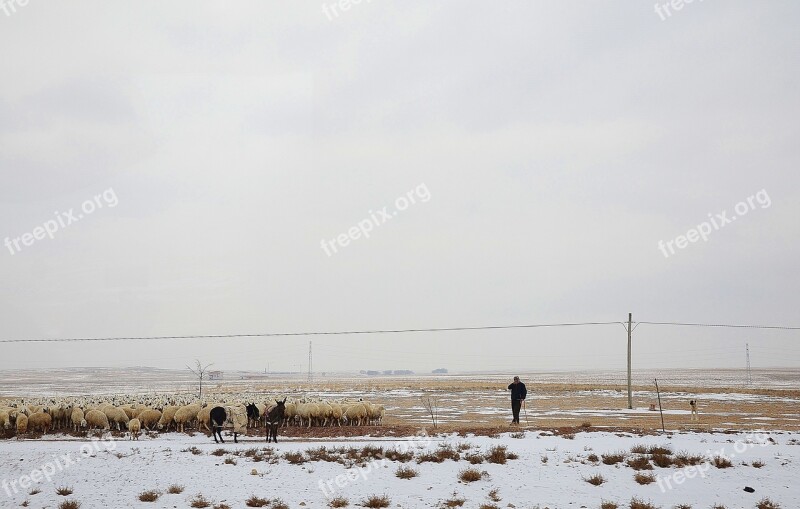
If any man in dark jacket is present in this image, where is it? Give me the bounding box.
[507,376,527,424]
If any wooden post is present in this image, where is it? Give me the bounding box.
[654,378,665,432]
[627,313,633,410]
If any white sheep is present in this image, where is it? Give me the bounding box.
[127,418,141,440]
[28,412,52,434]
[16,414,28,434]
[84,409,110,430]
[71,407,87,432]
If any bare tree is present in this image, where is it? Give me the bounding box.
[420,392,440,429]
[186,359,214,400]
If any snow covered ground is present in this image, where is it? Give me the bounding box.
[1,429,797,509]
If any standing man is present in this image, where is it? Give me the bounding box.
[507,376,527,425]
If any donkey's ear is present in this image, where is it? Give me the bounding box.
[282,397,287,404]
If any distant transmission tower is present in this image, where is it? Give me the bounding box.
[308,341,313,381]
[746,343,752,385]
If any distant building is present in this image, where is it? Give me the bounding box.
[208,370,223,380]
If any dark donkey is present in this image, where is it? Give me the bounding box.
[265,398,287,443]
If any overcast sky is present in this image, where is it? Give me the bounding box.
[1,1,799,374]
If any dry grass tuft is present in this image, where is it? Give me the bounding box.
[599,501,618,509]
[756,498,781,509]
[629,497,657,509]
[487,488,501,502]
[211,448,226,456]
[602,452,627,465]
[328,496,349,508]
[627,455,653,470]
[28,489,40,496]
[271,499,289,509]
[630,444,648,454]
[283,451,307,464]
[651,453,674,468]
[634,472,656,485]
[478,505,499,509]
[466,453,485,464]
[647,444,673,455]
[56,486,74,496]
[360,494,390,508]
[752,460,765,468]
[190,495,212,508]
[674,451,704,467]
[442,494,465,508]
[458,467,487,483]
[58,500,81,509]
[224,457,237,465]
[138,490,160,502]
[486,445,516,464]
[167,484,184,494]
[584,473,605,486]
[245,495,270,507]
[395,466,418,479]
[713,455,733,468]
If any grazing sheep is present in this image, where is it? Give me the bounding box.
[197,404,220,432]
[344,403,368,426]
[85,410,110,430]
[174,404,201,433]
[157,405,179,431]
[282,402,296,428]
[127,418,141,440]
[0,409,11,430]
[28,412,52,434]
[16,414,28,434]
[105,407,130,431]
[137,409,162,430]
[71,408,86,432]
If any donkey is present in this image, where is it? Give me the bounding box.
[265,398,287,444]
[246,403,260,428]
[210,405,247,444]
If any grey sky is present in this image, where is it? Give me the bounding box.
[1,1,799,373]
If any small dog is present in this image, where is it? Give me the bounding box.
[689,399,698,421]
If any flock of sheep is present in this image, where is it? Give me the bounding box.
[0,393,386,440]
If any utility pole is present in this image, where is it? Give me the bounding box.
[308,341,313,381]
[627,313,633,410]
[746,343,752,385]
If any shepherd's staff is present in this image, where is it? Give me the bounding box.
[522,399,529,425]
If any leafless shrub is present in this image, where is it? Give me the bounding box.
[360,494,390,508]
[138,490,160,502]
[584,473,605,486]
[395,466,418,479]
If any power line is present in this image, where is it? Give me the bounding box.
[638,321,800,330]
[0,321,623,343]
[2,319,799,344]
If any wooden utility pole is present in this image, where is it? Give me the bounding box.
[627,313,633,410]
